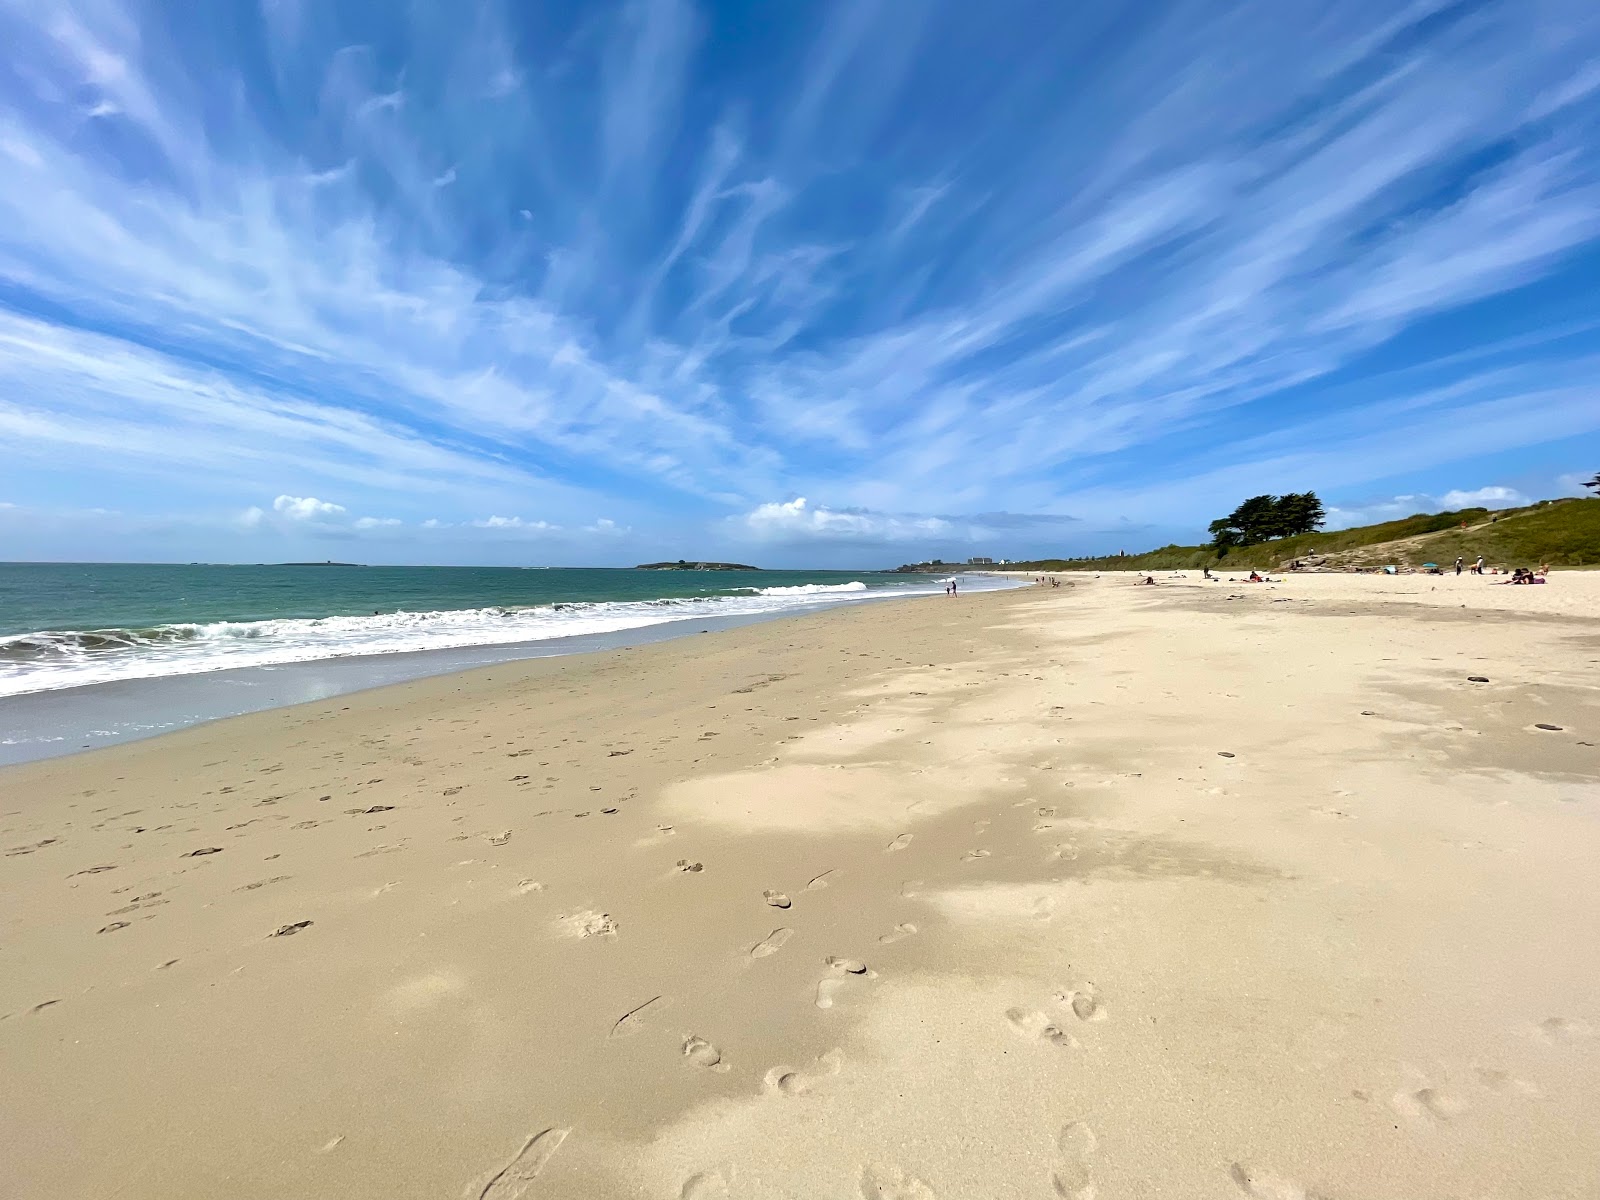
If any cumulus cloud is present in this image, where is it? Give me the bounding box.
[585,517,628,535]
[273,494,347,521]
[353,516,402,529]
[1436,485,1532,509]
[1325,485,1532,529]
[238,505,265,528]
[741,497,954,542]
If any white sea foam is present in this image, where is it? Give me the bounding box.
[752,581,869,596]
[0,576,1009,698]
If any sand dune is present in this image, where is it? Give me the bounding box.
[3,574,1597,1198]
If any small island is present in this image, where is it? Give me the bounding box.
[636,560,760,571]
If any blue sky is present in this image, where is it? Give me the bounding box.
[1,0,1597,567]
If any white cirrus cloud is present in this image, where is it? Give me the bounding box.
[353,516,402,529]
[472,515,558,531]
[737,497,1087,546]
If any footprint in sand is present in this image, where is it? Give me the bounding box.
[557,911,618,939]
[879,923,918,944]
[816,957,875,1009]
[610,995,669,1039]
[681,1166,734,1198]
[1392,1085,1467,1124]
[474,1127,570,1200]
[1055,982,1106,1022]
[885,833,914,853]
[1229,1162,1329,1200]
[1536,1015,1595,1043]
[1051,1121,1097,1200]
[1006,1007,1078,1049]
[764,1048,844,1096]
[683,1035,731,1072]
[750,928,794,959]
[962,849,991,862]
[1473,1066,1540,1096]
[860,1163,937,1199]
[763,889,792,908]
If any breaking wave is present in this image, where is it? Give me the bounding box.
[0,580,946,697]
[751,581,869,596]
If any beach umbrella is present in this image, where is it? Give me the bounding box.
[1422,563,1438,568]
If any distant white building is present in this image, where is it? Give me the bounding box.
[968,556,995,565]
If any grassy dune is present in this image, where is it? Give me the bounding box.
[1010,497,1600,572]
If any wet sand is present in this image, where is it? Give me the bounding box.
[3,574,1598,1198]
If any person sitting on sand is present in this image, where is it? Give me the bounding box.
[1248,571,1263,583]
[1141,575,1157,585]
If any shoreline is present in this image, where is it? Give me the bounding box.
[4,577,1597,1199]
[0,580,1020,767]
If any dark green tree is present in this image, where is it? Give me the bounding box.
[1207,517,1240,551]
[1585,474,1600,495]
[1275,492,1326,536]
[1209,491,1326,547]
[1231,495,1281,544]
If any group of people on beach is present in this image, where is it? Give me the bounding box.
[1453,555,1550,581]
[1497,567,1548,585]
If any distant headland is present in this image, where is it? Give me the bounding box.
[276,561,365,567]
[635,560,760,571]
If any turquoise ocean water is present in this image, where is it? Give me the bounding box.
[0,562,986,699]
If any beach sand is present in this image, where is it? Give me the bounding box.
[3,573,1597,1198]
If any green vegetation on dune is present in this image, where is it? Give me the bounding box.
[1394,499,1600,569]
[1008,497,1600,572]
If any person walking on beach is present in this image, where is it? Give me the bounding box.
[1455,557,1464,576]
[1475,555,1485,575]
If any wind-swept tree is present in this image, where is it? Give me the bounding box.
[1207,517,1241,551]
[1208,491,1326,548]
[1276,492,1327,536]
[1585,473,1600,495]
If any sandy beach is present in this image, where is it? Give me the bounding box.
[3,573,1598,1199]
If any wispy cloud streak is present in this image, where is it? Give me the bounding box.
[0,0,1596,562]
